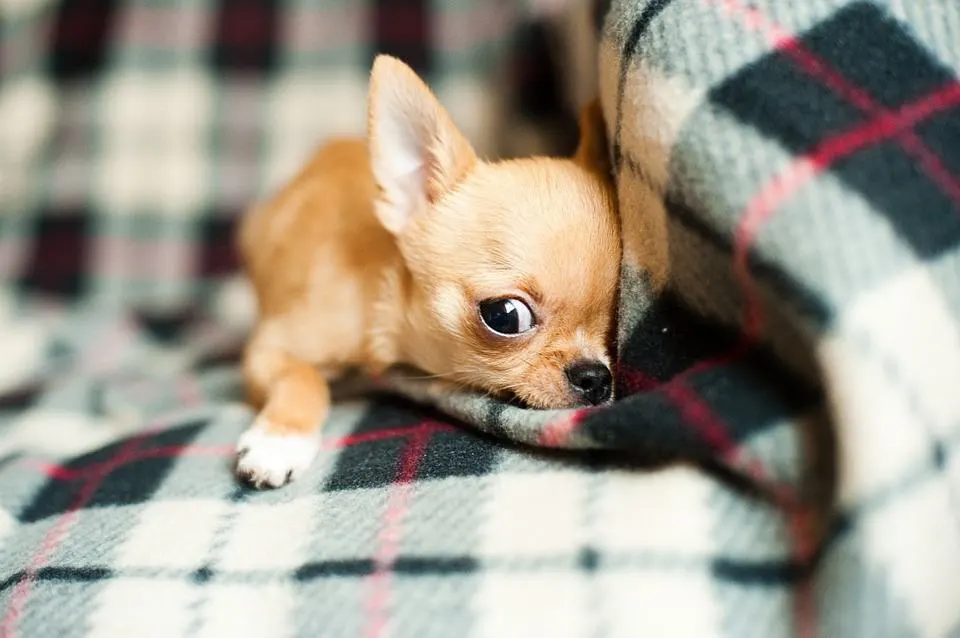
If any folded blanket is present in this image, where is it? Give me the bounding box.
[388,0,960,632]
[1,0,959,636]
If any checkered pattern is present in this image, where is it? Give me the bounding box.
[2,0,960,636]
[0,0,536,309]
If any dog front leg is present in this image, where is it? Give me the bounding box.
[235,335,330,489]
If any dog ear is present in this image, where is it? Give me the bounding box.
[367,55,477,235]
[574,98,612,179]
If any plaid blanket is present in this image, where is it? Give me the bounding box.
[2,0,960,636]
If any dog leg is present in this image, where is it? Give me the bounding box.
[235,333,330,489]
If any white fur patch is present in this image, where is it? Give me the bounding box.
[235,423,319,489]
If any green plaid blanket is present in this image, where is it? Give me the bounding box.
[2,0,960,636]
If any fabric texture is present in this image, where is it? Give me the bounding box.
[2,0,960,636]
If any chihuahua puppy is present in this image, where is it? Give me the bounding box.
[235,55,620,488]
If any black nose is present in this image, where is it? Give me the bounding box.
[565,360,613,405]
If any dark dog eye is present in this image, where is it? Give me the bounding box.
[478,298,536,336]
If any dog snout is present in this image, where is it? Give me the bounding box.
[565,359,612,406]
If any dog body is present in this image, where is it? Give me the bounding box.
[235,56,621,488]
[238,139,395,379]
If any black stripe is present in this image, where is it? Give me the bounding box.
[417,428,501,481]
[325,403,425,492]
[0,572,20,592]
[392,555,478,575]
[709,2,960,261]
[0,382,43,411]
[47,0,120,82]
[0,566,112,592]
[40,566,112,582]
[712,557,807,585]
[18,421,210,524]
[198,214,241,278]
[579,547,600,572]
[0,552,822,590]
[21,207,93,300]
[593,0,612,35]
[295,559,375,580]
[612,0,677,168]
[371,0,431,79]
[210,0,281,74]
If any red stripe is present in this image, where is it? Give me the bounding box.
[695,5,960,635]
[615,363,663,395]
[665,375,816,636]
[733,83,960,339]
[890,126,960,207]
[662,381,737,454]
[21,423,458,483]
[663,381,797,494]
[23,460,90,481]
[0,429,158,637]
[324,423,455,450]
[538,408,588,447]
[789,505,819,638]
[7,421,452,633]
[709,0,960,211]
[593,59,960,638]
[363,423,435,638]
[606,10,960,474]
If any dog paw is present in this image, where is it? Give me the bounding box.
[235,423,319,489]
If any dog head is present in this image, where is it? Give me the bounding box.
[368,55,620,408]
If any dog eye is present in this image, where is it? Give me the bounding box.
[478,298,536,336]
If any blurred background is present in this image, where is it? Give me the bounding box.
[0,0,604,325]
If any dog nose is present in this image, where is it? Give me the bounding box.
[565,360,613,405]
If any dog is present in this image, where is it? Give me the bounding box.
[234,55,621,488]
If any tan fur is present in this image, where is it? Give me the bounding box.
[235,55,621,488]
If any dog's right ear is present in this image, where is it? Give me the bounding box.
[574,98,612,179]
[367,55,477,236]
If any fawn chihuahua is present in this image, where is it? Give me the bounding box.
[235,55,620,488]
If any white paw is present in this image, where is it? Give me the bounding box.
[235,423,319,489]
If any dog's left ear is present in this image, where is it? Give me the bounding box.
[574,98,612,179]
